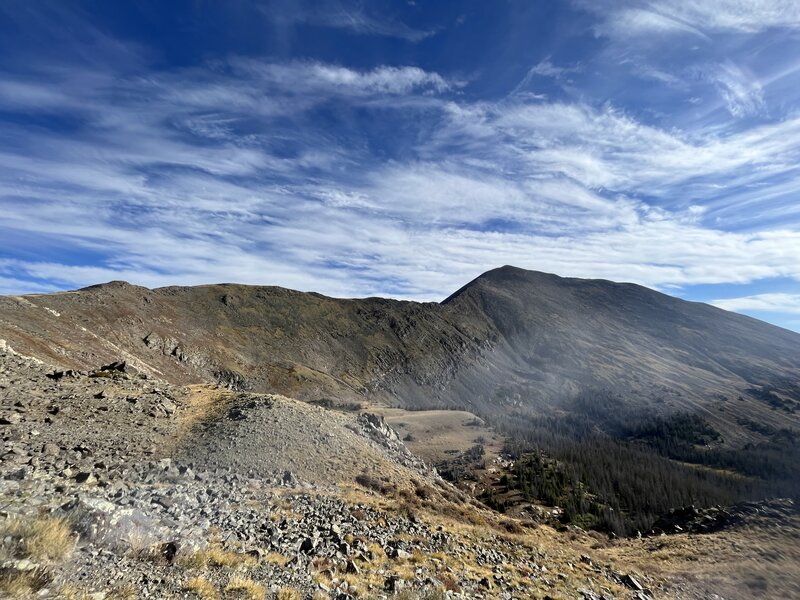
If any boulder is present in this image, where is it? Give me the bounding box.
[100,361,127,373]
[160,541,179,563]
[0,413,21,425]
[621,574,643,591]
[299,537,316,555]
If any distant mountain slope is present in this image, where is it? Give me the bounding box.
[0,281,487,405]
[440,267,800,440]
[1,266,798,446]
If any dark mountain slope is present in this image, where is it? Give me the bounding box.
[440,267,800,438]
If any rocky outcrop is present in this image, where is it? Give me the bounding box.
[143,332,212,370]
[650,499,798,535]
[356,413,430,474]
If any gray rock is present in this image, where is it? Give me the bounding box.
[299,537,316,555]
[75,472,98,485]
[42,443,60,456]
[384,575,402,592]
[152,496,173,509]
[621,574,644,591]
[345,560,359,574]
[0,413,21,425]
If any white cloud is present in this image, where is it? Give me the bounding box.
[509,59,579,99]
[712,293,800,314]
[596,7,708,39]
[526,59,580,79]
[579,0,800,38]
[697,61,765,117]
[301,63,451,94]
[228,60,454,96]
[662,0,800,33]
[0,80,75,109]
[432,99,800,204]
[4,137,800,301]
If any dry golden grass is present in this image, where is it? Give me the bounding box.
[0,515,76,598]
[365,541,385,559]
[0,515,75,562]
[179,550,209,570]
[58,583,139,600]
[262,551,290,566]
[408,548,426,564]
[596,520,800,600]
[224,577,265,600]
[174,385,234,447]
[115,586,138,600]
[276,588,302,600]
[438,572,460,593]
[181,545,257,570]
[372,407,503,466]
[206,546,257,568]
[336,477,630,597]
[0,568,51,598]
[186,576,220,600]
[58,584,88,600]
[63,584,137,600]
[392,589,446,600]
[125,526,156,557]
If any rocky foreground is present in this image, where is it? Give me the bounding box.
[0,341,667,600]
[1,341,797,600]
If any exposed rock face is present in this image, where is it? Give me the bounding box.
[143,332,212,371]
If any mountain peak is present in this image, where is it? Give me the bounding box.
[78,280,143,291]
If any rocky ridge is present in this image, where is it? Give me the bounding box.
[2,267,799,448]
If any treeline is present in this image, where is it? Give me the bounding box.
[483,391,800,536]
[626,413,800,498]
[482,452,611,531]
[627,412,722,448]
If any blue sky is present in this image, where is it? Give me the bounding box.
[1,1,800,331]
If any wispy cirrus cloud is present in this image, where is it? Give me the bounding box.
[712,293,800,314]
[3,51,800,303]
[234,60,455,95]
[431,99,800,211]
[594,7,708,40]
[571,1,797,123]
[260,0,435,41]
[524,58,581,80]
[578,0,800,37]
[656,0,800,33]
[686,61,766,118]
